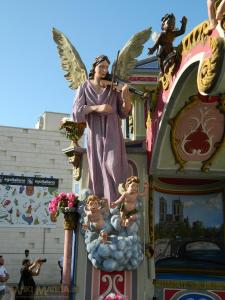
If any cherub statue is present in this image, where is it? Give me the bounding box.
[148,13,187,74]
[111,176,149,227]
[207,0,225,30]
[53,27,151,203]
[83,195,110,243]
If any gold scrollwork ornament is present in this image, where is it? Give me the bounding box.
[197,37,225,94]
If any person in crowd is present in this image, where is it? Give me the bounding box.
[0,256,9,300]
[57,256,63,284]
[16,258,43,300]
[24,250,30,259]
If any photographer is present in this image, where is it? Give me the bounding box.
[16,258,46,300]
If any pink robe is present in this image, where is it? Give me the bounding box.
[73,80,129,202]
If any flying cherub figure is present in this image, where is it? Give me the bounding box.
[83,195,109,243]
[148,13,187,74]
[53,27,151,204]
[111,176,149,227]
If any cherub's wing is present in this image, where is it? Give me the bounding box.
[118,183,125,195]
[52,28,88,90]
[115,27,152,81]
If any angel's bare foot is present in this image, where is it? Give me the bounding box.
[123,215,136,227]
[206,20,217,35]
[129,215,137,222]
[124,219,130,227]
[216,0,225,21]
[216,12,225,21]
[209,20,217,30]
[120,218,127,227]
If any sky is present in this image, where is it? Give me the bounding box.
[1,0,208,129]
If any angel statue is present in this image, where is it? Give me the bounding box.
[207,0,225,30]
[53,27,151,203]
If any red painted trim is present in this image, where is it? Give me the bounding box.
[212,290,225,299]
[154,187,222,195]
[164,289,181,300]
[129,76,158,82]
[197,93,219,103]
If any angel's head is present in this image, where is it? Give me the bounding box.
[89,55,110,80]
[86,195,101,212]
[161,13,175,31]
[124,176,140,193]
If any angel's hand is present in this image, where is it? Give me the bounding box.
[110,202,117,208]
[96,104,113,113]
[121,84,132,113]
[138,181,149,197]
[181,16,187,25]
[121,84,130,99]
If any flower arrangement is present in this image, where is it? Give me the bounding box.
[48,192,79,217]
[59,117,86,146]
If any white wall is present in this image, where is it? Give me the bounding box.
[0,112,73,285]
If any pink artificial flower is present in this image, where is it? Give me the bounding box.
[68,201,74,208]
[52,198,58,205]
[59,192,67,198]
[48,202,57,213]
[49,191,79,215]
[67,192,75,202]
[56,195,61,201]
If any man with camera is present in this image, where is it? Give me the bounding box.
[16,258,46,300]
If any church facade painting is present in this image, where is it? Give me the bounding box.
[154,190,225,276]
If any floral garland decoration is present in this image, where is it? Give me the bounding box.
[48,192,79,217]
